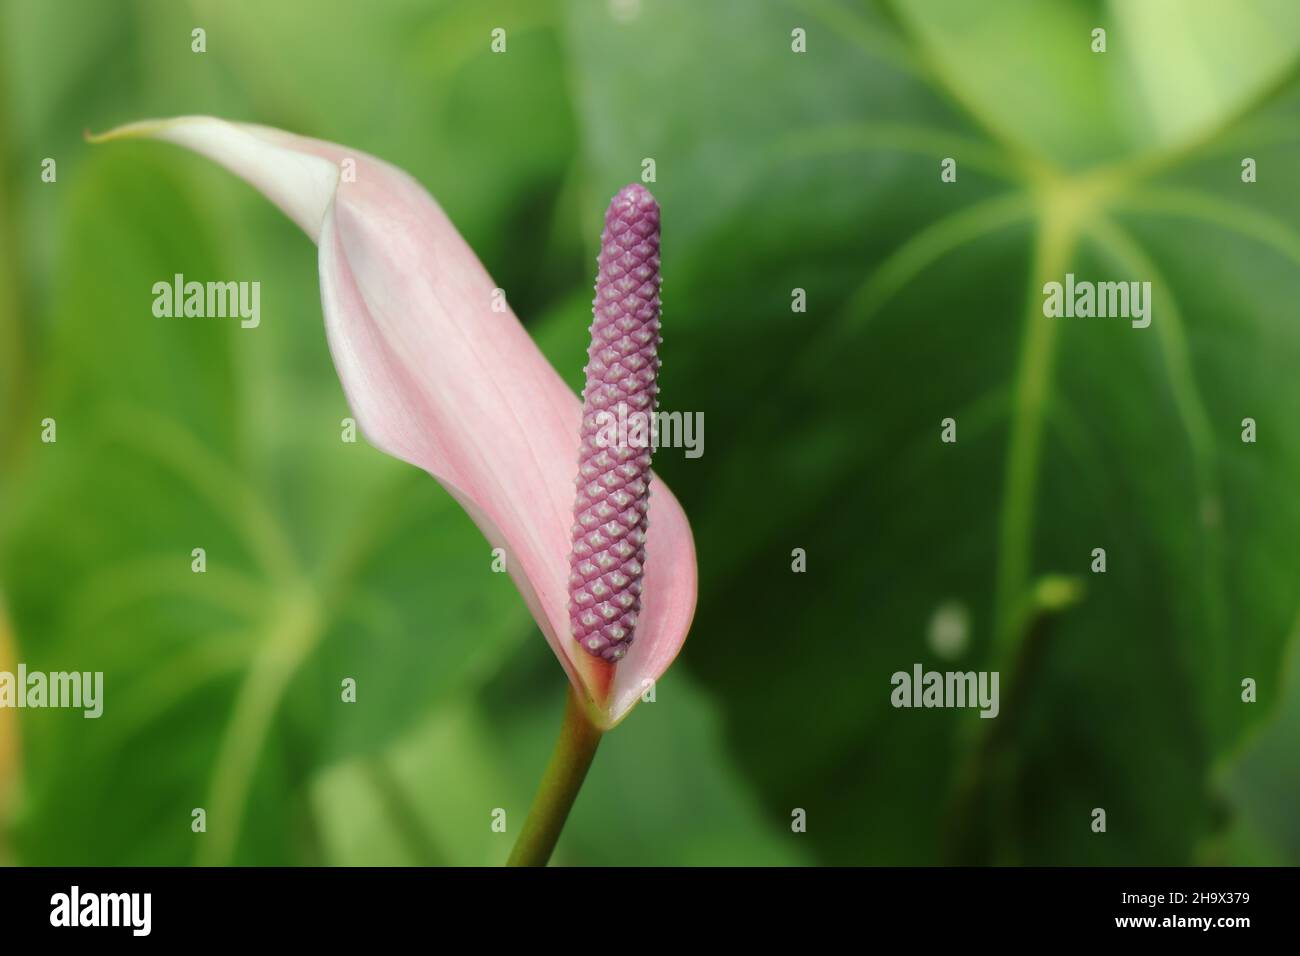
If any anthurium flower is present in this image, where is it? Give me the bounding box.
[93,117,696,728]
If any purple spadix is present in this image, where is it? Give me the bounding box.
[567,184,662,663]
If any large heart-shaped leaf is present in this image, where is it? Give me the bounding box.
[562,0,1300,863]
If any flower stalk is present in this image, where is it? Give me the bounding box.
[506,689,604,867]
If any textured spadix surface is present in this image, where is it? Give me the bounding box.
[569,184,661,663]
[94,116,696,727]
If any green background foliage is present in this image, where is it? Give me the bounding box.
[0,0,1297,865]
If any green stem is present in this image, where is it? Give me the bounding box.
[945,576,1083,863]
[506,689,603,867]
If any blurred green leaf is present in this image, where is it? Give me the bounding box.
[3,96,532,867]
[894,0,1300,166]
[1211,617,1300,865]
[563,0,1300,864]
[313,669,807,866]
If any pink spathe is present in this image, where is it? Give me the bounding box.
[95,117,696,728]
